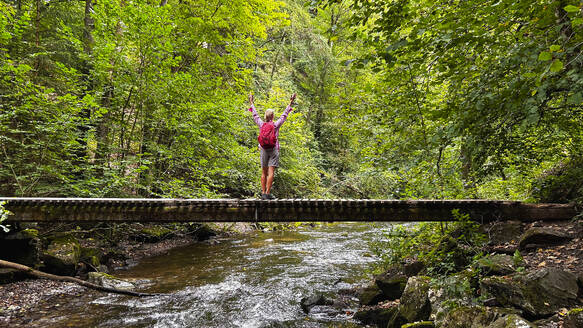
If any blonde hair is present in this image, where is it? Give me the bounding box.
[265,109,274,122]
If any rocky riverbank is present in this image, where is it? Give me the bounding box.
[349,219,583,327]
[300,219,583,328]
[0,222,226,327]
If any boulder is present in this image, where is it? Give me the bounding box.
[357,284,386,306]
[518,227,572,250]
[191,224,217,241]
[428,273,477,323]
[87,272,135,290]
[403,260,425,277]
[400,276,432,322]
[388,276,432,327]
[133,226,173,243]
[353,306,399,327]
[563,308,583,328]
[375,268,407,300]
[480,268,579,318]
[477,254,521,276]
[0,228,40,267]
[42,236,81,275]
[300,292,333,313]
[487,221,523,245]
[487,314,535,328]
[439,306,501,328]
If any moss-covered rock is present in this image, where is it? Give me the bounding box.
[375,266,408,300]
[487,314,535,328]
[402,321,435,328]
[480,268,579,318]
[87,272,135,290]
[478,254,521,276]
[0,228,41,267]
[487,221,523,245]
[134,226,174,243]
[439,306,495,328]
[353,306,399,327]
[388,276,432,327]
[190,224,217,241]
[439,306,523,328]
[357,283,386,306]
[400,276,432,322]
[42,235,81,275]
[403,260,425,277]
[518,227,571,250]
[20,229,39,239]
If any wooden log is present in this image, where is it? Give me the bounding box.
[0,259,159,297]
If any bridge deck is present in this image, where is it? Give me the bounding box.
[0,198,577,223]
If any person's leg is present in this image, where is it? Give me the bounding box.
[260,147,268,197]
[266,166,275,194]
[261,167,268,194]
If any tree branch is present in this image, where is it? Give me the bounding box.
[0,259,160,298]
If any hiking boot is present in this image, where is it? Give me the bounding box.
[265,193,276,200]
[260,193,268,200]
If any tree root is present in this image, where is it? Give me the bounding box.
[0,259,160,297]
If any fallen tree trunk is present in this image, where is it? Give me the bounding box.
[0,259,159,297]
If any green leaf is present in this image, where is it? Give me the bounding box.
[567,92,583,105]
[564,5,579,13]
[549,45,561,52]
[572,18,583,27]
[538,51,552,61]
[550,59,564,72]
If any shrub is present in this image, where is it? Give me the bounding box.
[369,210,487,275]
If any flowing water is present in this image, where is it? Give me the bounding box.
[31,223,392,328]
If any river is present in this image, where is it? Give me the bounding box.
[30,223,391,328]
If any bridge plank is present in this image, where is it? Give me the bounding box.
[0,198,578,223]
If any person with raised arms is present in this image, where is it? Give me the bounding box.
[248,93,296,200]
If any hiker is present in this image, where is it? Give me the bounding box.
[248,92,296,200]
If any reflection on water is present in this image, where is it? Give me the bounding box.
[31,223,391,328]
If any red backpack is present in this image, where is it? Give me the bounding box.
[258,122,277,149]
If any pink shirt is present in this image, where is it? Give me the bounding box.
[249,104,293,150]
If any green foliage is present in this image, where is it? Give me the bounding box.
[1,0,582,202]
[0,201,11,232]
[321,0,583,200]
[513,250,524,268]
[531,156,583,203]
[370,210,487,275]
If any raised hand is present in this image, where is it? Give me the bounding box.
[289,93,297,106]
[248,93,255,106]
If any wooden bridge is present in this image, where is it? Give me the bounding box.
[0,198,578,223]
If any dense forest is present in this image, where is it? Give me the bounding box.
[1,0,582,201]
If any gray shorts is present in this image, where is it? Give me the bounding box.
[260,147,279,167]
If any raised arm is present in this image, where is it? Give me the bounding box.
[248,93,263,127]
